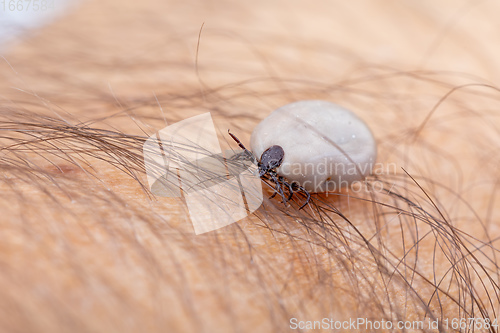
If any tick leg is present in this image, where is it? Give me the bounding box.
[228,130,247,150]
[228,130,256,163]
[297,185,311,210]
[269,179,292,200]
[289,182,310,210]
[263,174,279,199]
[279,177,294,201]
[261,174,279,199]
[269,173,287,204]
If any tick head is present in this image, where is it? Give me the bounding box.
[258,145,284,177]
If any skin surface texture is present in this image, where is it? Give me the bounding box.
[1,0,500,332]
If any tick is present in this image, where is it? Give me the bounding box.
[228,130,311,210]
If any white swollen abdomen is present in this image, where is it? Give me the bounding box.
[250,100,377,192]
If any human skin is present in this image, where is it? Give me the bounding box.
[1,0,500,332]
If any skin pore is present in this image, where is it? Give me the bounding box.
[1,0,500,332]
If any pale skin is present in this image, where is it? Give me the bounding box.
[1,0,500,332]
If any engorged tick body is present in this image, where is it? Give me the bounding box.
[249,100,377,193]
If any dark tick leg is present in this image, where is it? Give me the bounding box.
[279,176,294,201]
[288,182,311,210]
[297,185,311,210]
[265,173,310,209]
[269,189,278,199]
[267,172,292,203]
[269,173,287,204]
[268,178,292,201]
[228,130,247,151]
[267,181,282,200]
[228,130,256,164]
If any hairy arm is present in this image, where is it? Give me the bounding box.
[1,0,500,332]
